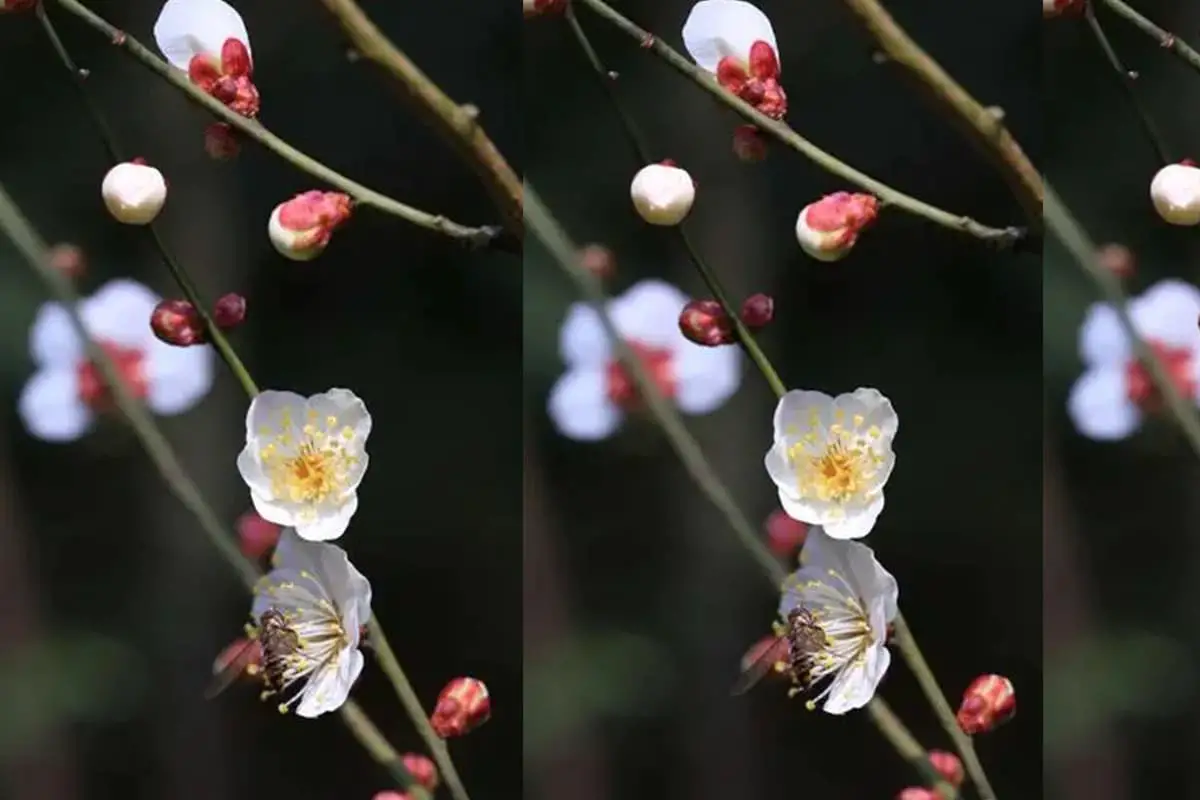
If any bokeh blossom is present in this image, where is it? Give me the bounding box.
[19,279,214,442]
[1067,279,1200,440]
[236,389,371,541]
[548,280,741,441]
[777,527,898,714]
[251,529,372,718]
[765,388,897,539]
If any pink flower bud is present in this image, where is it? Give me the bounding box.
[236,511,280,560]
[732,125,768,163]
[430,677,491,738]
[765,509,806,558]
[102,161,167,225]
[740,293,774,330]
[896,789,941,800]
[630,162,695,226]
[795,191,879,261]
[678,299,734,347]
[579,244,616,280]
[47,243,86,280]
[1043,0,1084,17]
[268,191,353,261]
[928,750,964,787]
[151,299,205,347]
[524,0,565,16]
[956,674,1016,734]
[0,0,36,12]
[213,292,247,330]
[204,123,240,160]
[400,753,438,790]
[372,793,411,800]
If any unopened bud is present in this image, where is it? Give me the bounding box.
[795,192,879,261]
[430,677,491,738]
[1043,0,1084,17]
[400,753,438,790]
[47,243,85,280]
[1151,162,1200,225]
[101,161,167,225]
[740,293,774,330]
[1097,243,1134,278]
[765,509,806,558]
[204,123,241,160]
[630,162,695,226]
[268,191,353,261]
[213,292,247,330]
[928,750,964,787]
[372,793,411,800]
[732,125,768,163]
[236,511,280,560]
[956,674,1015,734]
[0,0,36,12]
[524,0,565,16]
[896,789,940,800]
[151,299,205,347]
[679,299,734,347]
[579,244,616,280]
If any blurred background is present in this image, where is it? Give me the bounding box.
[525,1,1040,798]
[1046,2,1200,798]
[0,0,521,799]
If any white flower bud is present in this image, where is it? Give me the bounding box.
[795,209,850,262]
[630,163,695,226]
[101,162,167,225]
[268,204,325,261]
[794,192,879,262]
[1151,163,1200,226]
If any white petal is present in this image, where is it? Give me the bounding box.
[1130,279,1200,348]
[1066,366,1140,440]
[682,0,779,74]
[559,303,612,367]
[80,279,160,347]
[17,369,91,442]
[547,368,621,441]
[154,0,251,70]
[145,341,214,415]
[821,494,884,540]
[674,341,741,414]
[841,388,898,439]
[250,490,299,529]
[293,494,358,542]
[1078,303,1129,367]
[295,646,362,719]
[246,390,307,437]
[821,643,889,715]
[847,539,899,614]
[318,548,372,628]
[609,280,691,347]
[777,488,823,527]
[772,389,835,440]
[764,441,795,495]
[28,302,81,367]
[308,389,372,441]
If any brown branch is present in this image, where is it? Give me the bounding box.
[839,0,1043,231]
[1097,0,1200,74]
[317,0,523,243]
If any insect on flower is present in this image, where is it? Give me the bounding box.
[731,608,827,695]
[205,608,300,700]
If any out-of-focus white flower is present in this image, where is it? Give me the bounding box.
[1068,279,1200,440]
[1151,163,1200,226]
[777,527,898,714]
[154,0,251,71]
[18,279,214,442]
[548,280,741,441]
[236,389,371,541]
[795,192,879,262]
[101,162,167,226]
[765,388,897,540]
[630,163,695,226]
[251,529,371,718]
[682,0,778,75]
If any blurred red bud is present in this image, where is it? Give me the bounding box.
[956,674,1015,734]
[204,123,241,160]
[765,510,807,558]
[237,512,280,560]
[151,299,205,347]
[928,750,963,787]
[1096,243,1134,278]
[679,299,735,347]
[732,125,767,163]
[896,789,941,800]
[579,244,616,281]
[213,292,247,330]
[400,753,438,790]
[740,293,774,330]
[47,243,85,280]
[431,677,491,738]
[372,793,411,800]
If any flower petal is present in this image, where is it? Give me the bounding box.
[144,340,214,415]
[293,493,357,542]
[80,279,160,347]
[821,642,889,715]
[674,340,741,414]
[547,367,621,441]
[246,389,308,437]
[609,280,691,347]
[295,646,362,719]
[682,0,779,74]
[559,303,611,367]
[841,387,898,439]
[821,494,884,540]
[154,0,251,70]
[18,369,91,442]
[28,302,81,367]
[249,489,299,529]
[1067,366,1140,440]
[1130,279,1200,348]
[772,389,835,441]
[1078,303,1128,367]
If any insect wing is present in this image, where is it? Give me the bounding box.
[204,638,262,700]
[731,636,789,696]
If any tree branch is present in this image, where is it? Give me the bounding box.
[1097,0,1200,73]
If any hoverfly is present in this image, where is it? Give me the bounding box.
[205,608,300,700]
[731,607,827,696]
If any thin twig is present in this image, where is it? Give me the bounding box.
[1045,182,1200,458]
[37,2,259,398]
[563,6,786,397]
[1083,2,1171,165]
[838,0,1043,231]
[49,0,515,254]
[1097,0,1200,73]
[866,699,959,799]
[0,180,426,798]
[316,0,523,243]
[571,0,1027,248]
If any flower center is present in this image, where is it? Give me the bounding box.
[75,340,148,410]
[783,570,875,710]
[260,411,358,506]
[604,340,676,408]
[1124,339,1196,410]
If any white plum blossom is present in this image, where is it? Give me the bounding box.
[1150,163,1200,226]
[548,280,741,441]
[765,388,897,540]
[18,279,214,442]
[1068,279,1200,440]
[630,163,695,226]
[236,389,371,542]
[153,0,251,70]
[101,162,167,225]
[777,526,898,714]
[682,0,779,74]
[251,528,371,718]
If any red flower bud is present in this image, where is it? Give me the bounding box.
[236,511,280,560]
[740,293,774,330]
[928,749,963,787]
[1096,243,1134,278]
[204,123,241,160]
[47,243,86,280]
[579,244,616,281]
[372,793,411,800]
[732,125,767,163]
[430,677,491,738]
[896,789,941,800]
[679,299,735,347]
[151,299,205,347]
[765,509,807,558]
[400,753,438,790]
[213,292,247,330]
[956,674,1015,734]
[1,0,37,12]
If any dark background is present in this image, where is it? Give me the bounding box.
[525,1,1040,798]
[1046,2,1200,798]
[0,1,521,799]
